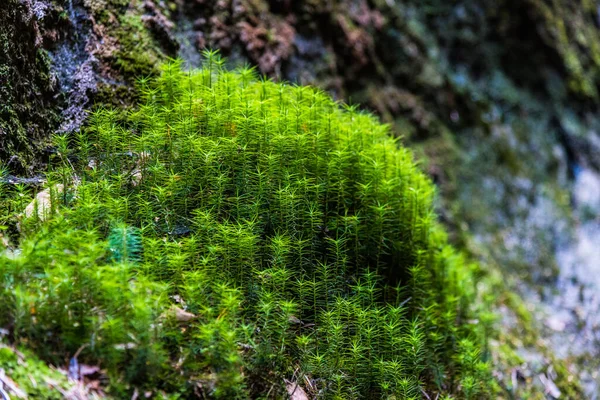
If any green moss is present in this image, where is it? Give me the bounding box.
[470,259,585,399]
[0,343,81,399]
[0,55,493,398]
[0,0,61,171]
[527,0,600,99]
[114,12,164,78]
[94,82,139,111]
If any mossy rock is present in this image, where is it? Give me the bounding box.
[0,0,61,172]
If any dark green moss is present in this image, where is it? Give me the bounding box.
[0,0,61,172]
[113,12,165,78]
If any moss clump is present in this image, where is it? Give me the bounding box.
[1,54,491,398]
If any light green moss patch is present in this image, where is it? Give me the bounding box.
[0,342,93,399]
[0,54,493,398]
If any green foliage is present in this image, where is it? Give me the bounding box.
[0,53,491,398]
[108,224,142,263]
[0,342,82,399]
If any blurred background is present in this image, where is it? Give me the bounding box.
[1,0,599,397]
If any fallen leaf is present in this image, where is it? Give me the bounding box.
[0,369,27,399]
[0,233,9,249]
[539,373,561,399]
[114,343,136,350]
[285,379,309,400]
[79,365,101,376]
[170,306,196,322]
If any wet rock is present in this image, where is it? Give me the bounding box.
[238,18,295,75]
[142,0,179,56]
[21,184,64,226]
[546,316,567,332]
[0,0,63,171]
[58,56,98,133]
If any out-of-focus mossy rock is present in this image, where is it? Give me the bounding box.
[4,0,600,223]
[0,0,62,172]
[0,60,493,398]
[7,0,600,164]
[3,0,600,181]
[0,0,176,171]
